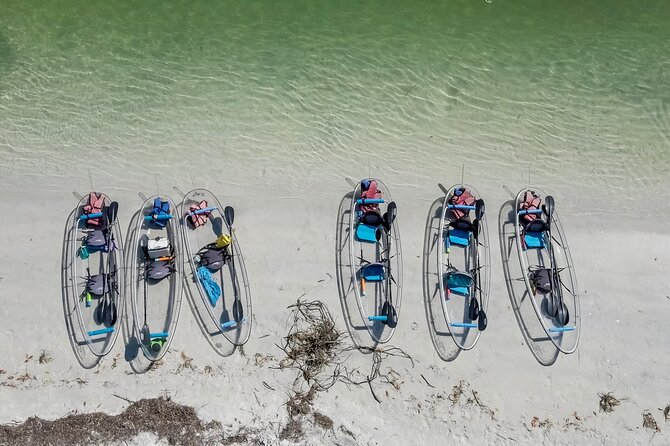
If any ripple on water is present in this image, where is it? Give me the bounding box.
[0,0,668,213]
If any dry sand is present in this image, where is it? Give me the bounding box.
[0,176,668,445]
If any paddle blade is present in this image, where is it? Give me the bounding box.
[382,302,398,328]
[108,299,117,326]
[233,298,244,323]
[478,310,488,331]
[543,195,555,220]
[384,201,397,228]
[106,201,119,227]
[224,206,235,227]
[469,298,480,321]
[95,300,105,325]
[557,303,569,327]
[141,325,151,344]
[475,199,485,220]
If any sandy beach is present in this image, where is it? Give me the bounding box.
[1,0,670,444]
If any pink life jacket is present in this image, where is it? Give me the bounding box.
[83,192,104,226]
[360,181,383,214]
[520,191,542,222]
[188,200,210,228]
[449,189,476,219]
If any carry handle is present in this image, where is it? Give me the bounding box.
[356,198,385,204]
[518,209,543,216]
[187,206,217,217]
[143,214,174,221]
[79,212,103,220]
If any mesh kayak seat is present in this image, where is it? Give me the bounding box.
[86,273,107,296]
[86,229,107,250]
[445,271,473,296]
[361,263,385,282]
[147,260,173,281]
[531,268,552,294]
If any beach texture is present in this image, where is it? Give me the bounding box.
[1,0,669,444]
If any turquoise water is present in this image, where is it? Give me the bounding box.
[0,0,668,211]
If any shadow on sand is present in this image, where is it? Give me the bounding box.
[421,196,462,362]
[60,207,102,369]
[498,199,559,366]
[334,191,379,350]
[174,200,236,358]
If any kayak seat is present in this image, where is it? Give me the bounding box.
[448,228,470,247]
[356,211,383,243]
[86,229,108,251]
[147,259,173,281]
[524,232,545,249]
[362,263,385,282]
[445,271,473,297]
[86,273,107,296]
[523,219,548,249]
[356,224,379,243]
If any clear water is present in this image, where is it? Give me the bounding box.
[0,0,668,213]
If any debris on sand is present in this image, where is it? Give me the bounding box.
[598,392,620,413]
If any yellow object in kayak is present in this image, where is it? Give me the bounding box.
[215,234,231,249]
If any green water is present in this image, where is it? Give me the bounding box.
[0,0,668,211]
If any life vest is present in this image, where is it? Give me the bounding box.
[83,192,104,226]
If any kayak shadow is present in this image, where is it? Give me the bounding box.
[175,200,236,358]
[498,200,559,366]
[335,191,378,350]
[121,208,154,374]
[60,207,102,369]
[422,196,461,362]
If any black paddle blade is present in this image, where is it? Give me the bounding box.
[546,293,558,318]
[557,303,569,327]
[384,201,397,228]
[141,325,151,344]
[106,201,119,227]
[108,299,117,326]
[95,300,105,325]
[478,309,488,331]
[469,298,480,321]
[472,219,480,238]
[224,206,235,227]
[475,199,485,220]
[543,195,555,219]
[233,298,244,323]
[382,302,398,328]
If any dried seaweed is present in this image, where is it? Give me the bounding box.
[598,392,620,413]
[0,397,221,446]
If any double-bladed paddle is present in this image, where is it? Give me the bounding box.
[224,206,244,323]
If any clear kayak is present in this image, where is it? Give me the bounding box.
[513,187,580,354]
[347,178,403,344]
[180,188,252,346]
[437,184,491,350]
[129,194,183,361]
[69,191,123,357]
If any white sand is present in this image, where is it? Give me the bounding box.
[0,174,669,445]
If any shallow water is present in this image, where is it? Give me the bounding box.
[0,0,668,213]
